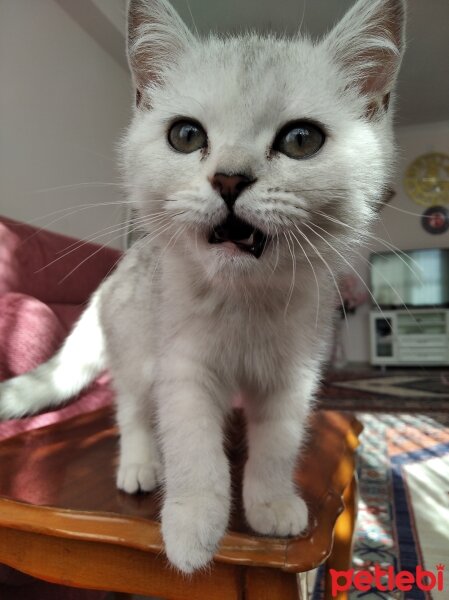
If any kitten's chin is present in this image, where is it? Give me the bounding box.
[209,242,264,265]
[203,246,263,279]
[188,235,265,279]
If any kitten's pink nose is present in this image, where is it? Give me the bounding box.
[210,173,255,210]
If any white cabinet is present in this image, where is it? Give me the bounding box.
[369,308,449,366]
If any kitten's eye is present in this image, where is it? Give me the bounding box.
[168,120,207,153]
[273,121,324,159]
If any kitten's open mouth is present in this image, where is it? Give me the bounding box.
[208,215,269,258]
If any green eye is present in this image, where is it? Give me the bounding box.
[273,121,325,159]
[168,119,207,153]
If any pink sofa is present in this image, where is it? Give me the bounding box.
[0,216,122,441]
[0,216,121,598]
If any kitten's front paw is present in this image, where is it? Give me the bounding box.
[162,493,229,573]
[245,493,309,537]
[116,460,162,494]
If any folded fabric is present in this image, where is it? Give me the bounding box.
[0,292,113,442]
[0,217,121,304]
[0,216,120,442]
[0,293,67,380]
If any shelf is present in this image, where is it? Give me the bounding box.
[398,326,446,335]
[370,308,449,366]
[397,313,446,324]
[398,335,447,347]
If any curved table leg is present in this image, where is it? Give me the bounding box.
[324,473,358,600]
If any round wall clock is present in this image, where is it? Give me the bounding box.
[404,152,449,207]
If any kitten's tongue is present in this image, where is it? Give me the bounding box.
[208,215,267,258]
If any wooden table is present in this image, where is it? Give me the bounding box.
[0,407,362,599]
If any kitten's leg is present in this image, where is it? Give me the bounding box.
[243,386,313,537]
[115,388,162,494]
[157,367,230,573]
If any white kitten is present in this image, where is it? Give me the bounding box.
[0,0,405,573]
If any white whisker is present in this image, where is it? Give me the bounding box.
[283,232,296,317]
[313,209,424,283]
[289,229,320,328]
[150,223,187,283]
[185,0,199,36]
[41,213,181,274]
[308,220,423,327]
[379,203,444,219]
[302,221,387,320]
[292,223,348,325]
[55,211,172,255]
[33,181,148,194]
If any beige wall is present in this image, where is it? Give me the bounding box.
[91,0,126,33]
[0,0,131,248]
[342,120,449,362]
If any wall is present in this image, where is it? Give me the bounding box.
[91,0,126,34]
[0,0,131,248]
[342,120,449,363]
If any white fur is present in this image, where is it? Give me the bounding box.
[0,0,405,573]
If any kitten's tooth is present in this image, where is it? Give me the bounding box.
[241,233,254,246]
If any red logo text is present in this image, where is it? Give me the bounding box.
[329,564,445,597]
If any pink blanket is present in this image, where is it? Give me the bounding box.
[0,216,121,441]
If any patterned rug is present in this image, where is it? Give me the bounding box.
[313,412,449,599]
[317,369,449,412]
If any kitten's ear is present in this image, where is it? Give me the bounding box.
[127,0,193,104]
[324,0,405,116]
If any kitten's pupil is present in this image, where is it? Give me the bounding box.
[290,129,306,146]
[168,119,207,153]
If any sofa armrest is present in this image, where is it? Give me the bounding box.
[0,216,122,304]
